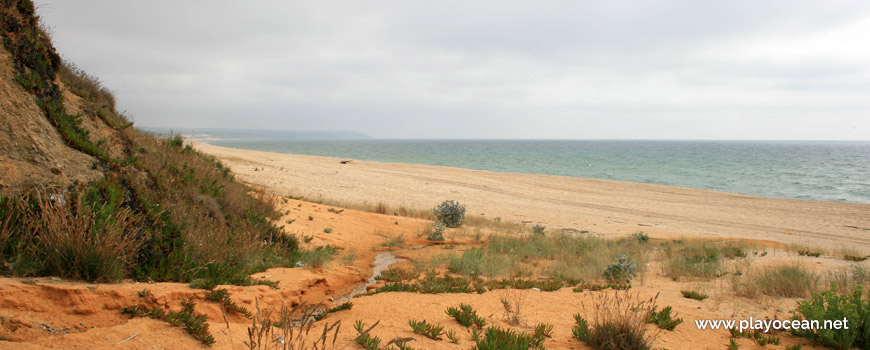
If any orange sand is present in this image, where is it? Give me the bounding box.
[1,142,867,349]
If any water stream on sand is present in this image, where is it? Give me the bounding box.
[334,246,424,303]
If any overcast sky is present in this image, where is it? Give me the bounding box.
[37,1,870,139]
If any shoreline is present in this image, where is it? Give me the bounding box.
[195,141,870,251]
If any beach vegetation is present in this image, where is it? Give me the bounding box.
[408,319,444,340]
[204,288,252,318]
[631,231,650,243]
[791,286,869,350]
[661,241,746,280]
[681,290,709,301]
[446,303,487,328]
[376,267,418,283]
[733,264,819,298]
[299,245,339,269]
[648,305,683,330]
[428,221,446,241]
[433,200,466,228]
[313,301,353,321]
[472,326,545,350]
[603,254,638,283]
[447,233,648,282]
[122,298,215,346]
[0,1,307,288]
[573,291,658,350]
[247,300,340,350]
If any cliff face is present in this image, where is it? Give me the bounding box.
[0,0,296,286]
[0,0,131,196]
[0,42,103,195]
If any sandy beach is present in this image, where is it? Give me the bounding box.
[196,142,870,251]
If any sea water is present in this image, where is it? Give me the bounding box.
[207,139,870,203]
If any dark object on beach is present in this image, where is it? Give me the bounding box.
[340,160,353,164]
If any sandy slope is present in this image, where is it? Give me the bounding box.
[196,142,870,251]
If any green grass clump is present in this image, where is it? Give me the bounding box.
[647,306,683,331]
[472,326,545,350]
[446,303,486,328]
[798,250,822,257]
[844,255,868,262]
[298,245,339,269]
[681,290,709,301]
[376,268,417,283]
[409,319,445,340]
[448,233,648,283]
[122,298,214,346]
[572,282,631,292]
[204,288,251,318]
[354,320,382,350]
[661,242,746,280]
[313,301,353,321]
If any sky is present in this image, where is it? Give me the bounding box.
[36,1,870,140]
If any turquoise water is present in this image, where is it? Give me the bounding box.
[208,139,870,203]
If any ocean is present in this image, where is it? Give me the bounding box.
[206,139,870,204]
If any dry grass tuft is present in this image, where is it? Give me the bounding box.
[247,300,340,350]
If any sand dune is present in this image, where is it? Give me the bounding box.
[197,142,870,250]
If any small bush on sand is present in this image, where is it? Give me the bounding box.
[573,291,658,350]
[433,200,466,228]
[603,254,638,283]
[631,232,650,243]
[428,222,446,241]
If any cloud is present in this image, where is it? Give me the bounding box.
[36,0,870,139]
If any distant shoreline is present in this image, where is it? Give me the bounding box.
[195,141,870,250]
[200,138,870,204]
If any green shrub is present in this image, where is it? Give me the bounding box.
[532,224,546,235]
[428,221,446,241]
[791,286,868,349]
[603,254,638,283]
[631,232,650,243]
[433,200,465,228]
